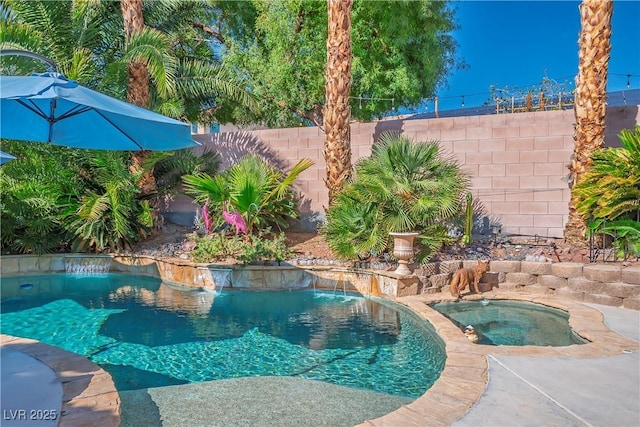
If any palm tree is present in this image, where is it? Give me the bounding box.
[573,126,640,260]
[565,0,613,245]
[323,0,353,205]
[120,0,150,107]
[574,126,640,221]
[119,0,159,217]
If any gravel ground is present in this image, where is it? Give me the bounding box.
[130,222,638,266]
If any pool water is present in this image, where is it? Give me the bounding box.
[430,300,587,346]
[0,274,445,398]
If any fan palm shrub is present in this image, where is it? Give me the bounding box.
[182,154,313,234]
[322,132,469,261]
[574,126,640,259]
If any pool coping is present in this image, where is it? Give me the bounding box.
[1,290,638,427]
[357,290,640,426]
[0,334,120,427]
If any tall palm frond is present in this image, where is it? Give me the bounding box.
[1,0,119,82]
[574,126,640,221]
[267,158,315,202]
[177,60,259,113]
[182,172,229,203]
[123,27,177,98]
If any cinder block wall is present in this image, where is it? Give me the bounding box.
[168,106,639,235]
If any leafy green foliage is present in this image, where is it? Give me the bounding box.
[587,219,640,260]
[3,0,457,127]
[0,142,157,254]
[322,132,469,261]
[190,233,244,263]
[574,126,640,221]
[1,0,255,124]
[0,0,115,82]
[189,229,293,264]
[0,174,66,254]
[236,230,293,265]
[183,155,313,233]
[575,126,640,260]
[216,0,460,127]
[0,141,80,254]
[149,147,222,213]
[62,152,153,252]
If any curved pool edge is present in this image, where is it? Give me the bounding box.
[2,254,639,426]
[357,290,640,427]
[0,334,120,427]
[3,289,636,427]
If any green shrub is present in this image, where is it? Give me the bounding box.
[322,132,468,261]
[574,126,640,221]
[263,231,294,262]
[1,142,80,254]
[575,126,640,260]
[0,142,168,254]
[190,233,244,263]
[182,154,313,234]
[587,219,640,260]
[62,152,152,252]
[190,229,293,264]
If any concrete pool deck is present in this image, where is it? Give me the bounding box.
[1,293,638,426]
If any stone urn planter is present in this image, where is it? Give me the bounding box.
[389,232,419,275]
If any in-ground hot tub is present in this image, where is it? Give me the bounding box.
[430,299,588,346]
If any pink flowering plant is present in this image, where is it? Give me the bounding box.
[183,154,312,263]
[183,154,312,235]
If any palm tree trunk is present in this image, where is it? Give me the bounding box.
[565,0,612,245]
[121,0,160,227]
[121,0,150,108]
[323,0,353,205]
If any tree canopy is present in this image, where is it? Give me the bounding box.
[213,0,461,127]
[1,0,461,128]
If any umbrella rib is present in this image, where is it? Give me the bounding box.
[17,99,92,122]
[55,104,93,121]
[16,99,48,120]
[93,110,144,151]
[17,99,143,149]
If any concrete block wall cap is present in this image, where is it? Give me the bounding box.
[583,264,623,283]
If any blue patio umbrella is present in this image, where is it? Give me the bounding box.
[0,150,16,165]
[0,72,199,151]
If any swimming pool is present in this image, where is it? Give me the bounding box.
[0,274,445,398]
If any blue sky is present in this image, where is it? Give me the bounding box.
[427,0,640,111]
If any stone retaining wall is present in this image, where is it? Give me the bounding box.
[1,255,638,309]
[422,260,640,310]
